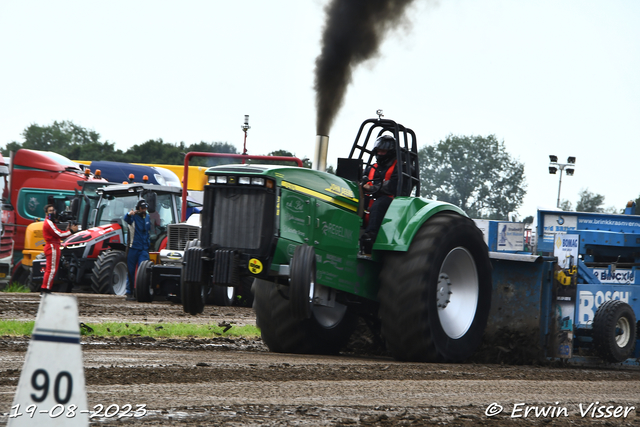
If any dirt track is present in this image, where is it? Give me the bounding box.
[1,293,639,426]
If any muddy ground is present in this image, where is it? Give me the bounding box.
[1,293,639,426]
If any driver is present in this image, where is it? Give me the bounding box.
[359,134,398,255]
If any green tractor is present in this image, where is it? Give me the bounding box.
[182,117,492,362]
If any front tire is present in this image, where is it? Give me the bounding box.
[379,213,492,362]
[593,300,637,363]
[135,260,154,302]
[181,239,204,315]
[91,251,128,295]
[253,279,356,354]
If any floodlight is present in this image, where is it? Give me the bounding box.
[549,155,558,163]
[549,166,557,174]
[567,156,576,164]
[565,168,574,176]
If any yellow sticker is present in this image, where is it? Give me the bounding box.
[248,258,263,274]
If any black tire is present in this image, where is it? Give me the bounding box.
[593,300,637,363]
[235,276,255,307]
[253,279,356,354]
[90,251,128,295]
[135,260,154,302]
[181,239,204,315]
[25,267,40,292]
[206,285,236,306]
[379,213,492,362]
[289,245,315,321]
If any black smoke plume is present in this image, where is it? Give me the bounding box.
[314,0,416,136]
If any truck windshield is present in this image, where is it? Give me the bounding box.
[0,171,8,202]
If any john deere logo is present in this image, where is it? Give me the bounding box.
[248,258,263,274]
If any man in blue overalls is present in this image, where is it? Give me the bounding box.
[123,199,151,301]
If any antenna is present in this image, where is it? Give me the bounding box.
[241,115,250,156]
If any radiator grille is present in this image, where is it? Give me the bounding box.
[211,187,270,250]
[166,224,200,250]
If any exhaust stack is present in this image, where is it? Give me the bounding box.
[313,135,329,172]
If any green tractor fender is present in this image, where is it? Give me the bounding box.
[373,197,467,252]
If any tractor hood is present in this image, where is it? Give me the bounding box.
[205,164,360,213]
[62,222,124,248]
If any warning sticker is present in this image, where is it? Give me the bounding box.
[248,258,263,274]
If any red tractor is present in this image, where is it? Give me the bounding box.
[31,183,183,294]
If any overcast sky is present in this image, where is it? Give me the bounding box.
[1,0,638,219]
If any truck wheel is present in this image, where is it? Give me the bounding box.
[379,213,492,362]
[593,300,637,363]
[253,279,356,354]
[289,244,315,321]
[135,260,154,303]
[90,251,128,295]
[181,239,204,315]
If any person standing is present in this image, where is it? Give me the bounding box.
[41,204,78,293]
[123,199,151,301]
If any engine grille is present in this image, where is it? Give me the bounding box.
[210,187,273,251]
[166,224,200,250]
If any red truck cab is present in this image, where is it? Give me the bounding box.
[2,149,103,284]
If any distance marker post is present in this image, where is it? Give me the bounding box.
[8,294,88,426]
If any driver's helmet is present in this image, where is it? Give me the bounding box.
[373,134,396,163]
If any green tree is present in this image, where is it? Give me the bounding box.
[575,188,605,212]
[522,215,534,224]
[559,199,573,211]
[419,134,526,219]
[186,142,239,167]
[633,195,640,215]
[262,150,312,168]
[2,121,125,161]
[125,139,184,164]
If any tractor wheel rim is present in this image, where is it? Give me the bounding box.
[308,270,345,328]
[615,316,631,348]
[112,263,128,296]
[437,247,479,339]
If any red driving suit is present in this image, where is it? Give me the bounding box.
[41,218,72,291]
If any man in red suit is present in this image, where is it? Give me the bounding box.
[41,204,78,293]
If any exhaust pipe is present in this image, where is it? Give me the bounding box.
[313,135,329,172]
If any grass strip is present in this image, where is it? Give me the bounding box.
[0,283,30,293]
[0,320,260,339]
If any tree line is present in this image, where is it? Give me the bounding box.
[1,121,311,168]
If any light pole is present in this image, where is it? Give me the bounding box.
[548,155,576,208]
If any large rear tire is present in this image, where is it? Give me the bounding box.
[379,213,492,362]
[181,239,205,315]
[91,251,128,295]
[593,300,637,363]
[135,260,154,302]
[253,279,356,354]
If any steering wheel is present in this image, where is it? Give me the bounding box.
[360,176,382,194]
